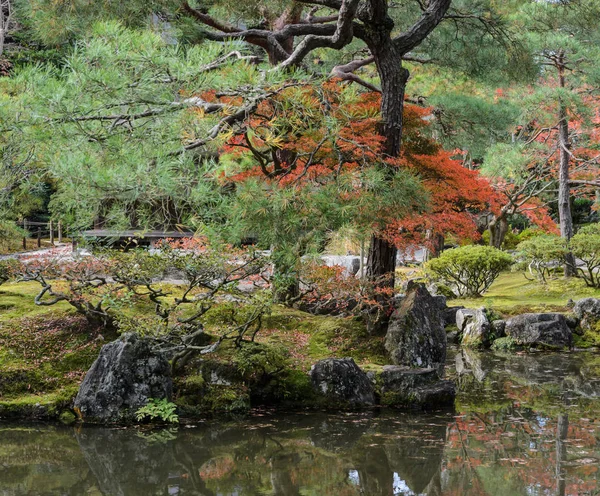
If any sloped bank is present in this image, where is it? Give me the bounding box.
[0,283,457,423]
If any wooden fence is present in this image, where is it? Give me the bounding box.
[17,219,64,249]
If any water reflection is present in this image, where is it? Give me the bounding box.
[2,351,600,495]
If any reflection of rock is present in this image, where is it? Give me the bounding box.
[76,428,173,496]
[456,349,490,382]
[383,419,448,495]
[385,283,447,370]
[74,333,172,422]
[309,414,373,451]
[505,313,572,348]
[574,298,600,330]
[457,308,491,348]
[499,353,582,385]
[380,365,455,409]
[309,358,375,406]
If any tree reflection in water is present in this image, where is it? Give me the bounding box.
[4,351,600,495]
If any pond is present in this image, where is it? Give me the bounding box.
[2,349,600,495]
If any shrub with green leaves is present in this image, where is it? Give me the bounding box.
[135,398,179,424]
[516,235,567,283]
[426,245,513,297]
[570,223,600,288]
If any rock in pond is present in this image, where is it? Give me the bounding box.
[504,313,572,348]
[380,366,455,409]
[385,283,446,370]
[74,333,172,423]
[574,298,600,331]
[456,308,491,348]
[309,358,375,406]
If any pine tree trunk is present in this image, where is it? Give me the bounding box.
[365,44,410,287]
[557,55,577,277]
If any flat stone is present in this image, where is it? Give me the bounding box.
[309,358,375,406]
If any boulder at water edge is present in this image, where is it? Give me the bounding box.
[574,298,600,331]
[74,333,172,423]
[379,365,455,409]
[385,283,446,371]
[309,358,375,406]
[456,308,491,348]
[504,313,572,348]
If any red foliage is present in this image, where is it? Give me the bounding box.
[214,81,497,250]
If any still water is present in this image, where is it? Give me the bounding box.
[3,350,600,495]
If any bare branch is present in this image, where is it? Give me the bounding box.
[330,56,380,92]
[394,0,452,55]
[279,0,360,69]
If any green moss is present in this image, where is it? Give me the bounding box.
[491,336,518,352]
[59,410,77,424]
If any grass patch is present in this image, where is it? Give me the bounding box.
[451,271,600,315]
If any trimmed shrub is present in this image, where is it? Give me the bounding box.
[570,223,600,288]
[426,245,513,297]
[516,234,567,283]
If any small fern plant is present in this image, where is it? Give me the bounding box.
[135,398,179,424]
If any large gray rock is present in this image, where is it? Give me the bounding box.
[505,313,572,348]
[573,298,600,330]
[457,308,491,348]
[385,283,447,370]
[379,365,455,409]
[74,333,172,422]
[309,358,375,406]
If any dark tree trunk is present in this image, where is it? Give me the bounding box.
[557,55,577,277]
[365,43,410,288]
[489,214,509,249]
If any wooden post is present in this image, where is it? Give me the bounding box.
[360,238,365,279]
[37,227,41,248]
[58,221,63,243]
[22,219,27,249]
[49,220,54,245]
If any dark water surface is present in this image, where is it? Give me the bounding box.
[3,350,600,495]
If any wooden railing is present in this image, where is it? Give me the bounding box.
[17,219,64,249]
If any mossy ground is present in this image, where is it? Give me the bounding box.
[0,282,104,419]
[451,271,600,316]
[0,282,388,419]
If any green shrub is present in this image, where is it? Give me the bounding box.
[426,245,513,297]
[570,223,600,288]
[135,398,179,424]
[491,336,517,352]
[516,235,567,283]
